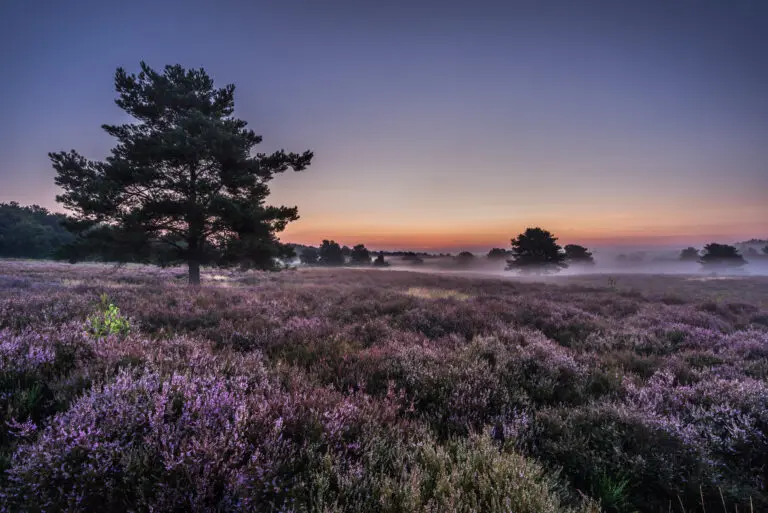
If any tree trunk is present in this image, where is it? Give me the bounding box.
[188,259,201,286]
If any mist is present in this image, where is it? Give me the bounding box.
[348,243,768,278]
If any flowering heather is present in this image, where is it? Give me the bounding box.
[1,260,767,512]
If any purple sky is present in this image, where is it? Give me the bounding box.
[1,0,766,252]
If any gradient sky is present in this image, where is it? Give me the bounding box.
[1,0,766,252]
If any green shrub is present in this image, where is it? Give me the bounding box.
[86,294,131,337]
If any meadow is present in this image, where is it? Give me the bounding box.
[1,260,767,512]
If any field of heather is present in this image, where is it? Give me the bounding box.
[1,260,767,512]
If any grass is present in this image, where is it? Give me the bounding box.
[404,286,471,300]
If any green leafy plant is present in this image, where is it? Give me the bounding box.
[590,472,635,513]
[86,294,131,337]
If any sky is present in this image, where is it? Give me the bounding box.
[1,0,766,252]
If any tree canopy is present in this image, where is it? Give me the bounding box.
[299,246,319,265]
[0,202,74,259]
[699,243,746,267]
[318,240,344,266]
[349,244,371,265]
[563,244,594,265]
[679,247,699,261]
[51,62,312,284]
[401,252,424,265]
[487,248,509,260]
[506,227,568,274]
[455,251,475,265]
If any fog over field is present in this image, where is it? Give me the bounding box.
[316,244,768,278]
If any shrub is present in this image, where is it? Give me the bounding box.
[85,294,131,337]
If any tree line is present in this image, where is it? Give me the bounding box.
[295,241,386,267]
[0,202,74,259]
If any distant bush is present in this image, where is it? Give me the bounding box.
[679,246,699,261]
[373,252,389,267]
[487,248,509,259]
[455,251,475,265]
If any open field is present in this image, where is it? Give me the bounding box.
[1,260,767,512]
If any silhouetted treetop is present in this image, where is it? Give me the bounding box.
[350,244,371,265]
[487,248,509,260]
[563,244,594,265]
[455,251,475,265]
[699,243,746,267]
[51,62,312,284]
[679,247,699,261]
[506,227,567,274]
[318,240,344,266]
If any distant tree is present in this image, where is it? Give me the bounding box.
[487,248,508,260]
[699,243,746,268]
[679,247,699,261]
[318,240,344,266]
[350,244,371,265]
[0,202,74,259]
[51,62,312,284]
[341,245,352,258]
[563,244,594,265]
[373,251,389,267]
[299,246,319,265]
[506,227,567,274]
[402,252,424,265]
[455,251,475,265]
[764,244,768,255]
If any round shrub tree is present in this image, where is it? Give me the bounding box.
[699,243,746,268]
[564,244,594,265]
[506,228,568,274]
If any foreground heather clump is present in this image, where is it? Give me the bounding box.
[1,261,767,512]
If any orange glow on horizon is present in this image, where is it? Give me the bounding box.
[280,217,768,250]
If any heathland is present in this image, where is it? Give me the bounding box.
[1,260,767,512]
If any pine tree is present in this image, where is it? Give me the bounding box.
[52,62,312,284]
